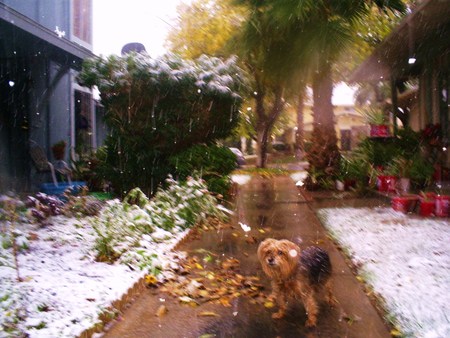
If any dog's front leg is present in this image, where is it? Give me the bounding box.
[271,283,287,319]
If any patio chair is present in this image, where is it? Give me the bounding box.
[29,143,72,187]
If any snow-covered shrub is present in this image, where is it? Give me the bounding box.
[91,176,227,268]
[26,193,65,225]
[78,52,246,197]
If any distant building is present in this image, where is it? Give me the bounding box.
[0,0,106,193]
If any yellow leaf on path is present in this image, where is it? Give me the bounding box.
[145,274,158,286]
[179,296,197,305]
[390,329,403,337]
[198,311,220,317]
[258,229,266,234]
[264,301,275,308]
[199,290,210,298]
[219,297,232,307]
[155,305,168,317]
[195,263,204,270]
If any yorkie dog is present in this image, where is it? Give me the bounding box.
[257,238,335,327]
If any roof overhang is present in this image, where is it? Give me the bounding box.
[351,0,450,83]
[0,3,95,70]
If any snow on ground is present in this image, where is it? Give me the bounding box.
[318,207,450,338]
[0,214,188,338]
[231,174,251,185]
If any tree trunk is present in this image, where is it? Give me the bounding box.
[308,59,340,178]
[295,87,305,160]
[255,84,285,168]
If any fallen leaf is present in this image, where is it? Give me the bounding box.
[179,296,196,304]
[198,311,220,317]
[199,290,210,298]
[221,258,240,270]
[390,329,403,337]
[156,305,168,317]
[203,254,214,263]
[245,236,257,244]
[219,297,232,307]
[145,274,158,286]
[264,301,275,308]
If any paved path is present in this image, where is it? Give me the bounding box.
[103,175,391,338]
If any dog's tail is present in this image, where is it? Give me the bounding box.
[300,246,332,285]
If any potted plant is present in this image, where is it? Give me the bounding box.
[387,156,412,193]
[51,140,67,161]
[359,106,390,137]
[408,154,435,189]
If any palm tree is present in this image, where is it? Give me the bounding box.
[233,0,405,171]
[231,0,312,167]
[270,1,405,183]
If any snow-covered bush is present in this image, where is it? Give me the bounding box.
[91,176,227,268]
[78,52,247,197]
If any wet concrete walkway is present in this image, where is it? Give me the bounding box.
[103,175,391,338]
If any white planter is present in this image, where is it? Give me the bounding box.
[398,177,410,193]
[336,180,345,191]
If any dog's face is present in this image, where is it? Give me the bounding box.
[258,238,300,280]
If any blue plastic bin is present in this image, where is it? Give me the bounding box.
[40,181,87,197]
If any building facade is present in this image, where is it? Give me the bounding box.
[351,0,449,173]
[0,0,102,193]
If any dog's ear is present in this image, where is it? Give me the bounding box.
[279,239,301,258]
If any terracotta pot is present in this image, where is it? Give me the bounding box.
[377,175,396,192]
[435,195,450,217]
[52,144,66,160]
[391,195,419,213]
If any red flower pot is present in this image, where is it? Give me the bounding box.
[435,195,450,217]
[377,175,396,192]
[418,193,435,217]
[370,124,390,137]
[391,195,419,213]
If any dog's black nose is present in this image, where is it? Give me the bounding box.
[267,257,274,264]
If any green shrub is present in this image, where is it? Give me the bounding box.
[168,144,237,197]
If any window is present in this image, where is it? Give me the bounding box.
[74,90,93,154]
[340,130,351,151]
[72,0,92,45]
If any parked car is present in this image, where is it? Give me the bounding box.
[229,147,246,167]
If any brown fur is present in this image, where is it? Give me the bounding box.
[258,238,336,327]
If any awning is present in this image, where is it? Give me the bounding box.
[350,0,450,83]
[0,2,95,70]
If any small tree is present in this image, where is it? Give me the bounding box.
[79,53,245,196]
